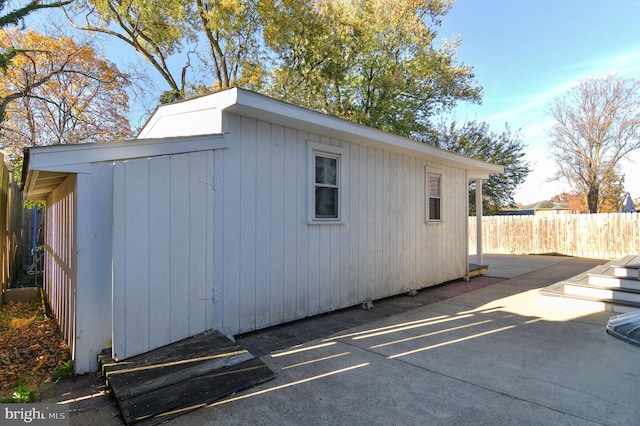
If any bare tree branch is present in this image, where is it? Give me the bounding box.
[548,75,640,213]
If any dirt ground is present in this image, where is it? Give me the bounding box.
[0,294,70,401]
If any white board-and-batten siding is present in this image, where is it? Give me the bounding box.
[112,114,469,359]
[112,152,216,360]
[219,114,468,337]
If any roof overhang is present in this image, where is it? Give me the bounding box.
[22,134,228,201]
[137,88,504,180]
[224,89,503,179]
[25,88,503,201]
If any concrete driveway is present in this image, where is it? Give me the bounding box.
[160,255,638,425]
[66,255,640,425]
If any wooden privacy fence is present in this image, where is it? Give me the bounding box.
[0,155,23,300]
[469,213,640,260]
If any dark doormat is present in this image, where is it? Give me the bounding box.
[99,330,275,425]
[606,310,640,346]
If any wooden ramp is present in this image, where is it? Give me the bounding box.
[99,330,275,426]
[469,263,489,278]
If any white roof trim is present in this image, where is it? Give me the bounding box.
[25,88,502,201]
[231,89,504,178]
[23,134,228,201]
[27,134,228,171]
[139,88,503,179]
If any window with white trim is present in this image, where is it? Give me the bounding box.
[308,142,344,223]
[427,172,442,221]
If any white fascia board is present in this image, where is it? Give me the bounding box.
[27,134,228,172]
[227,89,503,177]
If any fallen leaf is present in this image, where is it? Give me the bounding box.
[10,315,37,329]
[32,354,49,372]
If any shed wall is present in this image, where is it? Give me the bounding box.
[218,114,469,336]
[111,114,470,358]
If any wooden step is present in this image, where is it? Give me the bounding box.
[587,274,640,291]
[539,284,640,313]
[563,282,640,305]
[613,267,640,280]
[609,255,640,279]
[608,254,640,268]
[99,330,275,426]
[539,256,640,314]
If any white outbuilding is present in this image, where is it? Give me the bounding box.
[22,88,503,374]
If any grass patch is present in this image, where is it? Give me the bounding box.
[0,379,37,403]
[52,360,74,383]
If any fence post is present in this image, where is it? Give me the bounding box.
[476,180,483,265]
[0,155,23,305]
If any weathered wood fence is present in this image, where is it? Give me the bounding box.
[0,155,23,300]
[469,213,640,260]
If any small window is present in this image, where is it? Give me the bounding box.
[428,173,442,221]
[308,142,344,223]
[315,154,339,218]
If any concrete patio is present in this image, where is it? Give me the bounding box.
[56,254,640,425]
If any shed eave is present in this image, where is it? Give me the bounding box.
[224,89,503,176]
[136,88,502,176]
[23,169,72,201]
[27,134,227,170]
[22,133,229,201]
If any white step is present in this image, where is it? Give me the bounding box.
[588,274,640,291]
[564,283,640,304]
[614,267,640,280]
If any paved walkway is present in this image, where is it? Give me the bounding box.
[50,255,640,425]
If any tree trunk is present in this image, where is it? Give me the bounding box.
[587,185,599,213]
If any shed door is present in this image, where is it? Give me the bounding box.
[112,152,216,360]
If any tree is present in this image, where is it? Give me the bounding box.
[67,0,267,101]
[1,0,71,28]
[195,0,266,91]
[547,75,640,213]
[261,0,481,137]
[0,0,73,120]
[427,121,531,215]
[65,0,193,98]
[0,29,132,154]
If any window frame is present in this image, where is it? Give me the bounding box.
[426,168,444,223]
[308,141,345,224]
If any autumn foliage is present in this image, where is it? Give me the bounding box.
[0,29,132,155]
[0,298,70,400]
[551,191,625,213]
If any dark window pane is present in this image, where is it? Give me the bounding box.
[316,156,337,185]
[316,187,338,218]
[429,198,441,220]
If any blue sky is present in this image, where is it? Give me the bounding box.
[436,0,640,205]
[26,2,640,205]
